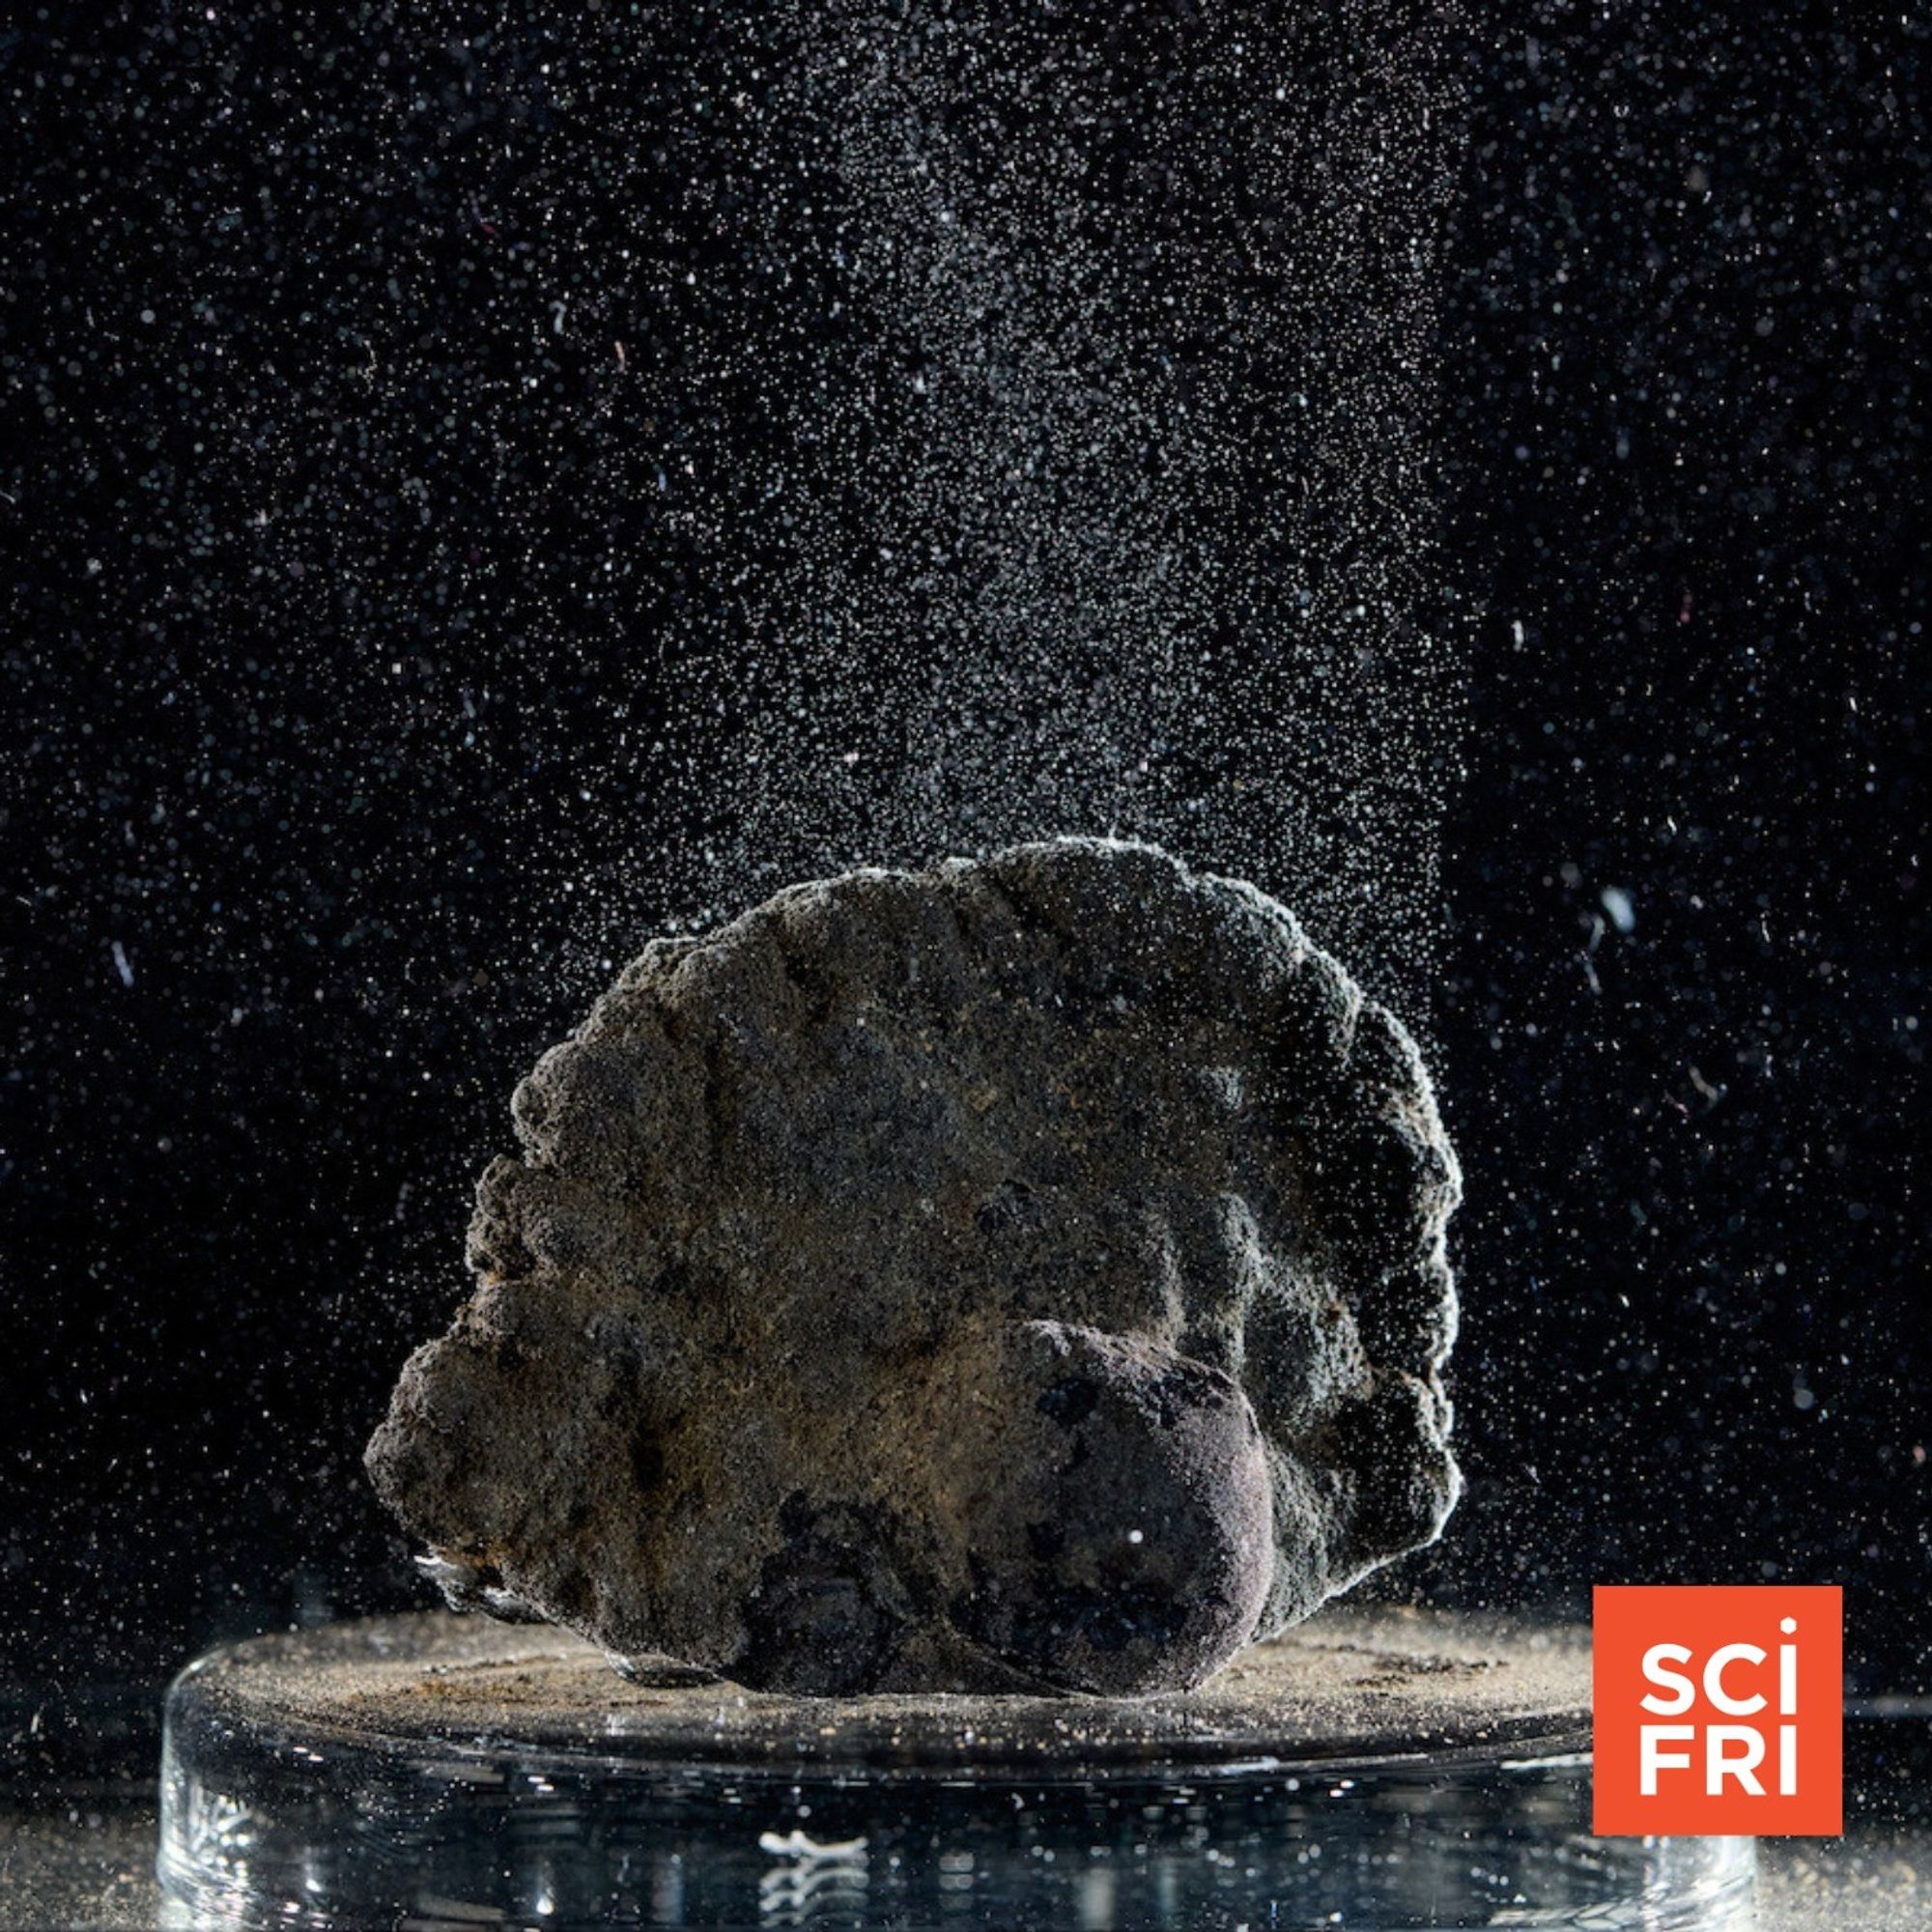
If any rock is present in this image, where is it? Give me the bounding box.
[366,838,1462,1694]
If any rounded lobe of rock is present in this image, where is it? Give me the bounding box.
[918,1320,1275,1695]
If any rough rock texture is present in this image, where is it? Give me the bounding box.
[367,838,1462,1695]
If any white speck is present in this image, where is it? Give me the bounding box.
[1600,885,1635,933]
[111,941,135,987]
[757,1830,867,1861]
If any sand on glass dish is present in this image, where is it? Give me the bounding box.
[157,1608,1753,1930]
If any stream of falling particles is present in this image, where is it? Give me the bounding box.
[623,0,1469,1005]
[173,0,1466,1014]
[8,2,1467,1026]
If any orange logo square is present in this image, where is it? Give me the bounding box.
[1593,1584,1842,1836]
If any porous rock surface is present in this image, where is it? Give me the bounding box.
[367,838,1461,1696]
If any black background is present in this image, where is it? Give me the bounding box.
[3,0,1926,1777]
